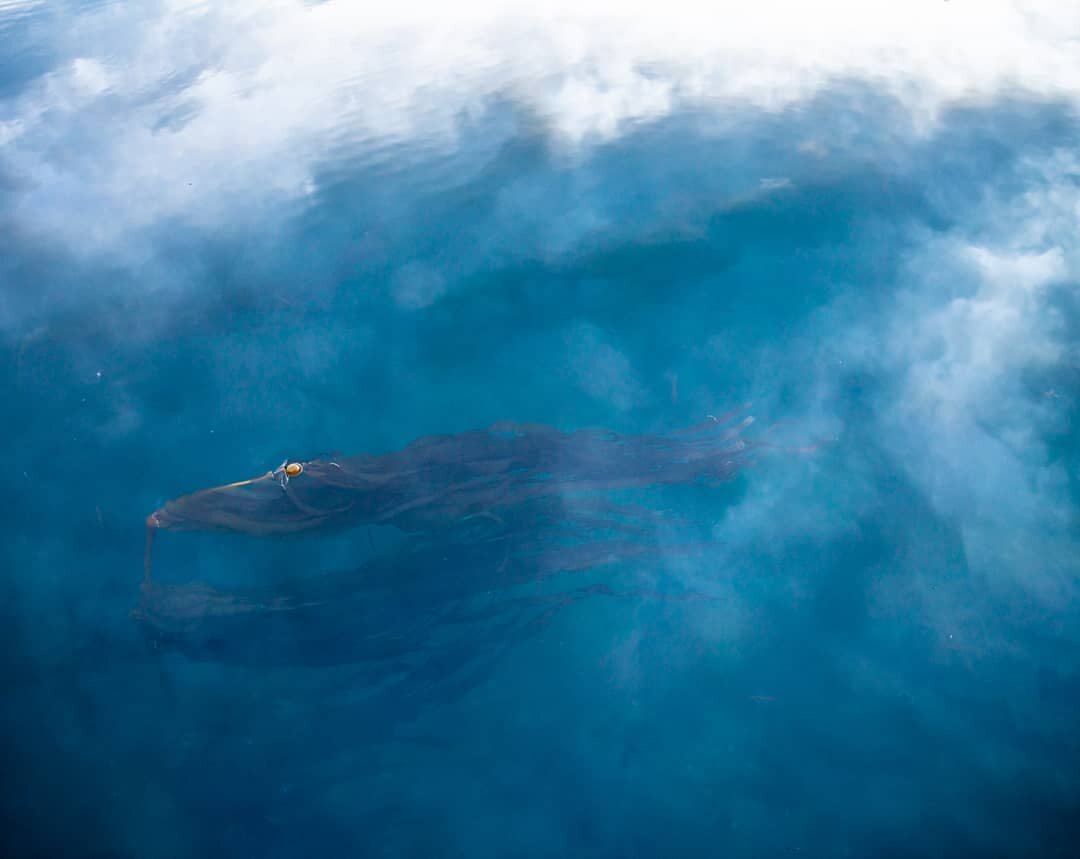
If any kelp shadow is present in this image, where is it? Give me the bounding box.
[134,507,724,671]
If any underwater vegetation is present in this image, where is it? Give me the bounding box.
[137,410,757,674]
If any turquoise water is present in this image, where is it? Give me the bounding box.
[3,4,1080,857]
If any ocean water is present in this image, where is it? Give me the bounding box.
[3,3,1080,857]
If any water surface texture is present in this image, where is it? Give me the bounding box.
[4,2,1080,857]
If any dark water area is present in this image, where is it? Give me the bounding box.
[3,3,1080,857]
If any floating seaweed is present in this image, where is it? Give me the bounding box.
[136,410,754,679]
[144,409,756,578]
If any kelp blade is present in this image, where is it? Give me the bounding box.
[146,416,756,540]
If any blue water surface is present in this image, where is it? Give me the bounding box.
[3,4,1080,857]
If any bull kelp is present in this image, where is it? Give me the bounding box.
[144,410,756,579]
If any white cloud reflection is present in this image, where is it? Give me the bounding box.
[2,0,1080,250]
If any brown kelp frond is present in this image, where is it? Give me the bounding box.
[145,414,759,546]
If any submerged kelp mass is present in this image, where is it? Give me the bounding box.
[146,411,756,540]
[138,412,754,668]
